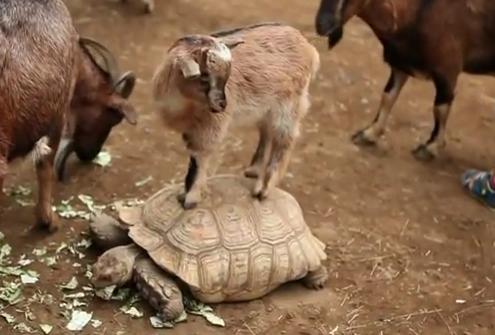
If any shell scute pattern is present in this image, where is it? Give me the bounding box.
[143,186,183,232]
[287,236,310,281]
[197,247,230,293]
[168,209,221,254]
[270,244,291,285]
[247,243,273,291]
[256,200,296,244]
[224,249,250,293]
[214,203,258,249]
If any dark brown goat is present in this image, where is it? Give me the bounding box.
[0,0,136,231]
[316,0,495,160]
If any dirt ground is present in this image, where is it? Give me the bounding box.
[1,0,495,334]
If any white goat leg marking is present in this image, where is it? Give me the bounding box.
[31,136,52,165]
[364,71,408,140]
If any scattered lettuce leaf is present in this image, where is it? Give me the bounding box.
[40,324,53,334]
[66,310,92,331]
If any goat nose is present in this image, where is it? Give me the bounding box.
[218,100,226,109]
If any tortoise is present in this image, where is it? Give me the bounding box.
[90,175,328,320]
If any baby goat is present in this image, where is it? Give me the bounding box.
[316,0,495,160]
[152,23,320,209]
[0,0,136,231]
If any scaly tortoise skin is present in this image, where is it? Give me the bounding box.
[91,175,328,314]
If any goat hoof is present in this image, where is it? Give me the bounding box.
[36,213,59,232]
[182,200,198,210]
[253,192,267,201]
[177,193,197,209]
[181,192,201,210]
[244,168,259,179]
[412,144,435,161]
[351,130,376,147]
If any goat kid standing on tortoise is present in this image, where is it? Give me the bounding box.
[152,23,320,209]
[316,0,495,160]
[0,0,136,231]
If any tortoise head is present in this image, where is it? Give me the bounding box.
[91,246,135,288]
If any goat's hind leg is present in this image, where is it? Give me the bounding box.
[253,106,298,199]
[34,136,59,232]
[245,125,271,179]
[412,73,457,161]
[253,132,294,200]
[352,68,408,146]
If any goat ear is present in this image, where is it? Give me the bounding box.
[177,55,201,79]
[110,98,138,125]
[221,37,244,50]
[114,71,136,99]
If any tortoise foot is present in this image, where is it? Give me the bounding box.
[302,267,328,290]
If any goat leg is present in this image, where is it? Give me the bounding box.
[245,126,271,179]
[178,156,198,205]
[34,137,59,232]
[181,152,211,209]
[412,73,456,161]
[352,68,408,146]
[254,133,294,200]
[143,0,154,13]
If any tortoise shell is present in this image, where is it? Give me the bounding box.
[124,175,326,303]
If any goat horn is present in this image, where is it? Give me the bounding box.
[113,71,136,99]
[54,138,74,182]
[79,37,120,82]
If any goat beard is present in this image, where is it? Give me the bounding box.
[328,26,344,49]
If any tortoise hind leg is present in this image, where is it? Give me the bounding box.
[302,266,328,290]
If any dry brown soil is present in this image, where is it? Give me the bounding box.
[1,0,495,334]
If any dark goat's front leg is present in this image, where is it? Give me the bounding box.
[412,73,457,161]
[34,137,59,232]
[352,68,408,146]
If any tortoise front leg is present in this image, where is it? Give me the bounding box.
[134,258,184,321]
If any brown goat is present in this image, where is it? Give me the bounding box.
[152,23,319,209]
[0,0,136,231]
[316,0,495,160]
